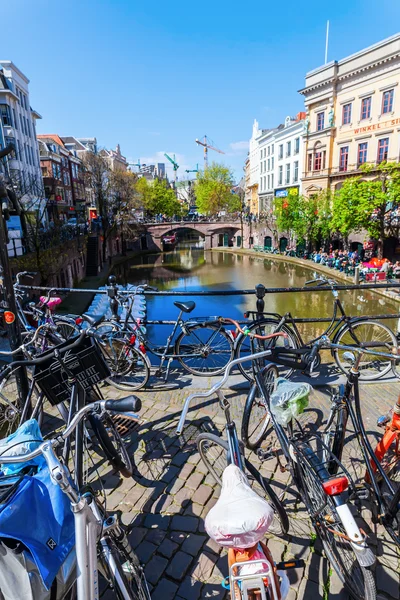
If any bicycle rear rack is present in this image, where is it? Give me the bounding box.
[229,558,280,600]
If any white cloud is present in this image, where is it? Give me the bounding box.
[229,141,249,153]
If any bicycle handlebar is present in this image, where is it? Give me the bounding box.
[176,348,272,435]
[0,398,141,465]
[218,317,288,341]
[15,272,36,286]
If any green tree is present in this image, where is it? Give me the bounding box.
[331,162,400,257]
[195,163,235,214]
[136,178,183,217]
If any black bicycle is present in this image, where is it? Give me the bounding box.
[241,353,377,600]
[0,329,133,488]
[235,276,398,382]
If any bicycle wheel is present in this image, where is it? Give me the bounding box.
[197,432,289,536]
[241,364,279,450]
[0,366,43,436]
[89,412,133,478]
[101,335,150,391]
[176,324,234,376]
[53,319,79,341]
[234,319,299,382]
[376,435,400,546]
[333,320,397,381]
[99,529,151,599]
[296,442,376,600]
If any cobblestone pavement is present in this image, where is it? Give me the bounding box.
[79,373,400,600]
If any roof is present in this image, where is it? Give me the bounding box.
[37,134,66,148]
[61,136,87,151]
[0,70,9,90]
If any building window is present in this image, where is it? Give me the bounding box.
[271,157,274,169]
[314,152,322,171]
[271,174,274,188]
[285,164,290,184]
[382,89,394,114]
[286,141,291,157]
[339,146,349,172]
[267,158,270,171]
[294,137,300,154]
[317,112,324,131]
[377,137,389,163]
[12,108,17,129]
[260,150,262,160]
[267,175,270,189]
[271,144,274,154]
[294,161,299,182]
[278,144,283,159]
[0,104,12,126]
[278,165,283,185]
[263,176,266,190]
[361,97,371,120]
[268,146,270,156]
[358,142,368,166]
[264,160,266,172]
[342,103,352,125]
[307,153,312,171]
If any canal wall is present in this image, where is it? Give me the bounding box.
[214,247,400,305]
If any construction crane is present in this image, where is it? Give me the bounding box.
[164,153,179,183]
[127,159,141,171]
[185,163,199,174]
[195,135,224,169]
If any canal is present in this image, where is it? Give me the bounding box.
[113,242,400,344]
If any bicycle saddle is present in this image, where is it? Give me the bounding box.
[205,464,274,549]
[39,296,62,310]
[174,301,196,313]
[82,313,105,327]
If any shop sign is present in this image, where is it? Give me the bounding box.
[354,117,400,135]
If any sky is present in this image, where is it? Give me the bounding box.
[1,0,400,181]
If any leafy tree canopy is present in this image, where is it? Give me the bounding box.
[195,163,236,214]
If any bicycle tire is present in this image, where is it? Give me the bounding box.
[52,318,80,341]
[0,365,44,436]
[333,320,397,381]
[197,432,289,536]
[234,319,299,382]
[241,364,279,450]
[89,413,133,478]
[296,440,376,600]
[101,335,150,391]
[99,531,151,599]
[175,323,234,376]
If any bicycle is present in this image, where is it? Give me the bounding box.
[0,396,150,599]
[318,337,400,548]
[240,354,377,600]
[95,276,235,389]
[0,329,133,488]
[176,340,290,537]
[235,276,398,382]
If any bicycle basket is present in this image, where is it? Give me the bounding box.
[34,335,110,405]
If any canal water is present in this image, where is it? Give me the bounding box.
[113,242,400,344]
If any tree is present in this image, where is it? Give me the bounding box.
[82,152,112,261]
[194,163,235,214]
[110,170,142,254]
[136,178,183,217]
[274,191,332,249]
[331,163,400,257]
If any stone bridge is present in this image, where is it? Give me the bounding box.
[144,220,248,250]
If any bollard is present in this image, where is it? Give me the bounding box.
[354,265,360,285]
[255,283,266,319]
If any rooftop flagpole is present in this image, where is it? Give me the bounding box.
[325,20,330,64]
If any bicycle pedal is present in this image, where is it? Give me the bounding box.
[154,369,162,378]
[257,447,276,461]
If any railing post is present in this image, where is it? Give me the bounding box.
[354,265,360,284]
[255,283,266,319]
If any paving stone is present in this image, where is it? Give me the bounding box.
[145,528,166,545]
[144,513,171,530]
[166,550,193,580]
[192,484,213,506]
[135,540,157,564]
[151,578,179,600]
[174,487,193,507]
[158,537,179,558]
[181,533,207,556]
[172,452,190,467]
[128,526,147,549]
[178,576,203,600]
[297,577,324,600]
[170,531,188,546]
[185,502,203,517]
[168,476,186,495]
[160,465,180,483]
[178,461,196,480]
[303,552,327,585]
[191,550,218,581]
[186,472,204,490]
[171,515,199,532]
[144,554,168,585]
[204,536,221,556]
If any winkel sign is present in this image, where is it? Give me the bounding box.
[353,118,400,135]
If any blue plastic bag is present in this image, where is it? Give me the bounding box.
[0,419,45,475]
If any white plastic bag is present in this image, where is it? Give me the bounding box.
[270,378,310,426]
[205,464,274,549]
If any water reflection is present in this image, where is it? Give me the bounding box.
[113,249,399,342]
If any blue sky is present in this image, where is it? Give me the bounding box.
[2,0,399,180]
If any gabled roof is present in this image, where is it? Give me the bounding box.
[61,136,87,151]
[37,134,66,148]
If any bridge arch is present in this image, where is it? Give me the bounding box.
[144,221,242,250]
